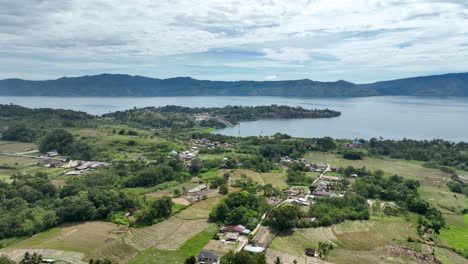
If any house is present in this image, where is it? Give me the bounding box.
[222,225,251,235]
[352,139,363,148]
[197,251,220,264]
[42,259,55,263]
[137,155,146,161]
[188,184,207,193]
[313,191,333,197]
[283,189,300,196]
[244,245,265,253]
[305,248,316,257]
[47,161,63,168]
[65,170,85,176]
[224,232,239,241]
[301,217,317,223]
[46,151,59,157]
[322,176,339,181]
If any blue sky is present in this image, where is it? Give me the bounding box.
[0,0,467,83]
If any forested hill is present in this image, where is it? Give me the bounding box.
[0,72,467,97]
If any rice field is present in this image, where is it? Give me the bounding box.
[270,218,421,264]
[128,225,216,264]
[175,196,222,220]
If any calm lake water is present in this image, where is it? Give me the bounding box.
[1,96,468,142]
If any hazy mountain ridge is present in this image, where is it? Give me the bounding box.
[0,72,467,97]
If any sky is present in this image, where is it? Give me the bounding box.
[0,0,467,83]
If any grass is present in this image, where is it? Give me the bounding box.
[230,169,265,185]
[434,246,468,264]
[261,171,288,189]
[8,222,120,253]
[0,141,37,153]
[125,181,179,196]
[144,181,199,198]
[175,196,222,220]
[128,225,216,264]
[439,214,468,257]
[201,169,220,180]
[0,155,39,167]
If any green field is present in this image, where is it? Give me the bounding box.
[439,214,468,257]
[176,196,222,220]
[128,225,216,264]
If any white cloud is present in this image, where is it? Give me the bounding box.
[0,0,467,82]
[264,75,277,80]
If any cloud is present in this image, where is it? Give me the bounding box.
[264,75,277,80]
[0,0,467,82]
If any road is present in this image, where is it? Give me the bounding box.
[312,164,331,186]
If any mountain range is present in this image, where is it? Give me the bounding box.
[0,72,467,97]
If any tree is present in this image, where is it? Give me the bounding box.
[20,252,42,264]
[220,251,266,264]
[318,242,334,259]
[59,194,96,221]
[39,129,74,154]
[274,256,283,264]
[219,184,229,195]
[343,151,364,160]
[209,202,229,223]
[184,256,196,264]
[269,204,302,231]
[154,196,172,219]
[2,124,37,142]
[317,137,336,151]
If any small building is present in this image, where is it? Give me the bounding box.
[283,189,300,196]
[46,151,59,157]
[223,225,251,235]
[301,217,317,223]
[305,248,316,257]
[322,175,339,181]
[197,251,220,264]
[350,173,358,178]
[188,184,207,193]
[244,245,265,253]
[42,259,55,263]
[313,191,333,197]
[224,232,239,241]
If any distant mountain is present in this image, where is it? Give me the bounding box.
[0,72,467,97]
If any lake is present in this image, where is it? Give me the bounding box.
[1,96,467,141]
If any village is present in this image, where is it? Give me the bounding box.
[188,152,358,264]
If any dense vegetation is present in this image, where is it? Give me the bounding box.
[368,138,468,171]
[209,191,270,230]
[103,105,340,129]
[354,169,446,234]
[0,165,176,239]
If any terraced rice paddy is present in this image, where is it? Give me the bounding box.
[270,218,421,264]
[175,196,222,220]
